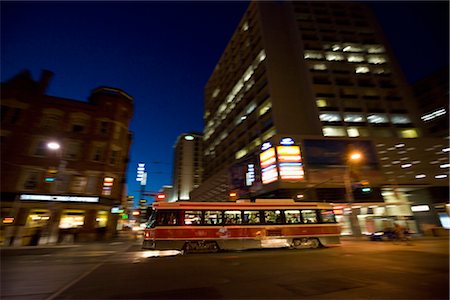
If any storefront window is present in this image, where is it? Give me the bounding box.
[96,211,108,228]
[59,210,85,229]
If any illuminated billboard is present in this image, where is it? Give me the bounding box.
[260,147,278,184]
[259,138,305,184]
[277,146,304,180]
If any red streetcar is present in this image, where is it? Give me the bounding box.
[142,199,340,253]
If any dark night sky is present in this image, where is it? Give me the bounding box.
[1,1,448,205]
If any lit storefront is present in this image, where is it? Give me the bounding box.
[1,194,117,246]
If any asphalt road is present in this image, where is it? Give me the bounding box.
[1,236,448,299]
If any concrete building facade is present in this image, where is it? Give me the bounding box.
[191,1,449,235]
[1,70,133,245]
[170,133,203,202]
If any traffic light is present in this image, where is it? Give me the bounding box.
[44,168,58,182]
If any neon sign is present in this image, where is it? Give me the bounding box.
[260,147,278,184]
[277,146,304,180]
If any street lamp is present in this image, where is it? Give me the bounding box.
[46,141,65,244]
[344,150,363,237]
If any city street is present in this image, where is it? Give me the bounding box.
[1,236,448,300]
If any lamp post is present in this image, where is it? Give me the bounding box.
[46,141,65,244]
[344,150,363,237]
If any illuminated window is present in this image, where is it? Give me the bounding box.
[344,113,365,123]
[184,211,202,225]
[343,45,364,52]
[312,63,327,70]
[102,177,114,196]
[224,210,242,224]
[399,128,419,138]
[320,112,341,122]
[235,147,248,160]
[421,108,447,122]
[262,127,276,141]
[367,55,386,64]
[242,22,249,31]
[347,54,364,62]
[243,211,261,224]
[316,99,328,107]
[367,113,389,123]
[355,66,369,73]
[325,53,344,61]
[367,45,385,53]
[264,210,283,224]
[347,128,360,137]
[96,211,108,228]
[258,99,272,116]
[391,114,411,124]
[372,67,389,74]
[304,51,324,60]
[322,126,346,137]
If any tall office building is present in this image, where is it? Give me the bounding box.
[413,67,449,138]
[1,70,133,245]
[170,133,203,202]
[191,1,449,234]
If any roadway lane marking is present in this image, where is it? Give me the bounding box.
[45,243,134,300]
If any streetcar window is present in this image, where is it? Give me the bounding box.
[243,211,261,224]
[301,210,318,223]
[184,211,203,225]
[264,210,283,224]
[224,210,242,225]
[204,210,223,225]
[285,210,301,224]
[320,209,336,223]
[156,210,179,225]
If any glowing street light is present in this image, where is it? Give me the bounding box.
[344,150,364,237]
[47,142,61,151]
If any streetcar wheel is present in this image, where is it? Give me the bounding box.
[183,241,193,253]
[308,238,320,249]
[209,241,220,253]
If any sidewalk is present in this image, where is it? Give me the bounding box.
[0,233,139,252]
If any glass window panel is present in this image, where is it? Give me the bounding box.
[320,112,341,122]
[325,53,344,61]
[323,126,346,137]
[285,210,301,224]
[184,211,202,225]
[264,210,283,224]
[156,211,179,226]
[344,113,365,123]
[367,55,386,64]
[391,114,411,124]
[243,211,261,224]
[301,210,318,223]
[304,51,324,59]
[367,113,389,123]
[320,209,336,223]
[399,128,419,138]
[224,210,242,224]
[204,211,223,225]
[347,54,365,62]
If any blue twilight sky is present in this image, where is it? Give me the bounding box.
[1,1,448,205]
